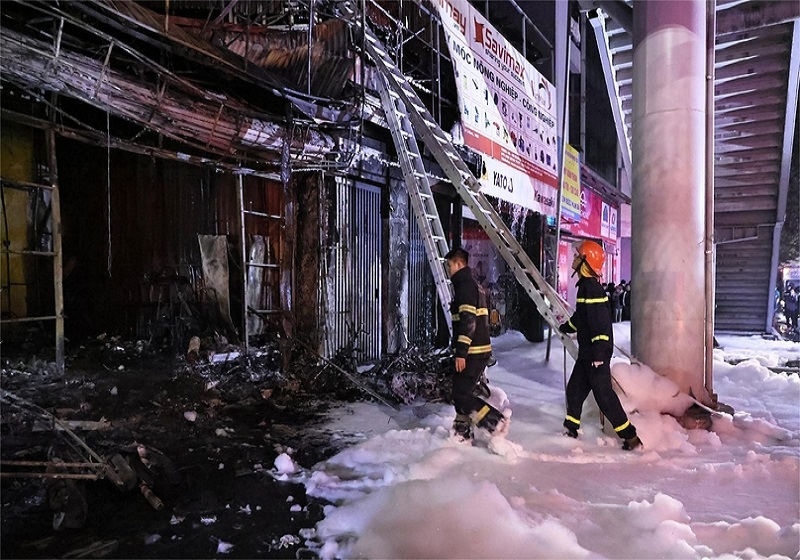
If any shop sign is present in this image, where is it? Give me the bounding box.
[562,187,617,243]
[561,145,581,222]
[435,0,559,216]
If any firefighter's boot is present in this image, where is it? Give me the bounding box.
[451,414,473,444]
[622,435,643,451]
[472,405,511,438]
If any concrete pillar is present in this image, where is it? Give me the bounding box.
[631,0,710,402]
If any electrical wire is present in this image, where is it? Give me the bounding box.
[0,185,15,317]
[106,109,112,276]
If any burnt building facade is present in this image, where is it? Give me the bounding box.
[2,1,556,366]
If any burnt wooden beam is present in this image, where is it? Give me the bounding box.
[211,0,243,28]
[70,1,296,100]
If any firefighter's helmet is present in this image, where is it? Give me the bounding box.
[575,240,605,275]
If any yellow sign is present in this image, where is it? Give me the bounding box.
[561,145,581,221]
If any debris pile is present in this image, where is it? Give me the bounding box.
[291,338,454,407]
[370,348,454,405]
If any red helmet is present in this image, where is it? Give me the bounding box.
[575,240,605,275]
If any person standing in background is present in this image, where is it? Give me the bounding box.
[784,284,798,332]
[621,282,632,321]
[612,284,623,323]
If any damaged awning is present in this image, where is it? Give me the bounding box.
[0,29,337,165]
[0,0,362,170]
[68,0,359,123]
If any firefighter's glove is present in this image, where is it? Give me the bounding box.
[559,320,577,335]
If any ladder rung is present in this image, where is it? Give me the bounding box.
[245,262,280,269]
[385,65,404,78]
[397,80,415,93]
[243,209,282,219]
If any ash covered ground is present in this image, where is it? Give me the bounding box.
[1,334,451,559]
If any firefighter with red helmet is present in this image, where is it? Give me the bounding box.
[558,240,642,451]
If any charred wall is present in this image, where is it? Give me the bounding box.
[385,171,410,354]
[54,137,290,347]
[57,138,226,341]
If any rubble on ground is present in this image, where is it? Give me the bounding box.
[1,333,455,558]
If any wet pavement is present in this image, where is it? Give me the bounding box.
[1,338,350,559]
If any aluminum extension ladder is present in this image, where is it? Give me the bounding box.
[374,73,454,335]
[348,4,579,358]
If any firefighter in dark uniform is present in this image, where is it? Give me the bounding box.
[558,241,642,451]
[445,248,508,443]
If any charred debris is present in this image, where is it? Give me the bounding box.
[1,328,454,544]
[0,0,464,540]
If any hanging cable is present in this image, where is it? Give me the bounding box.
[106,109,112,276]
[0,185,14,317]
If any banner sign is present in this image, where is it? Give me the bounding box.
[561,144,581,222]
[610,206,618,239]
[435,0,559,216]
[600,201,611,239]
[562,186,616,243]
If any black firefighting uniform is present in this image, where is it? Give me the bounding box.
[559,275,637,440]
[449,266,494,426]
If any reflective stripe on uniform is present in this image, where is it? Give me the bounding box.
[475,308,489,316]
[472,405,490,423]
[452,314,460,322]
[457,335,472,345]
[591,334,610,343]
[614,420,630,433]
[458,304,477,314]
[467,344,491,354]
[567,320,576,331]
[576,297,608,304]
[566,415,581,426]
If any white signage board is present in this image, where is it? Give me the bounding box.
[435,0,559,215]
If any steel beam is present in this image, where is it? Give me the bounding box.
[766,20,800,332]
[716,1,800,35]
